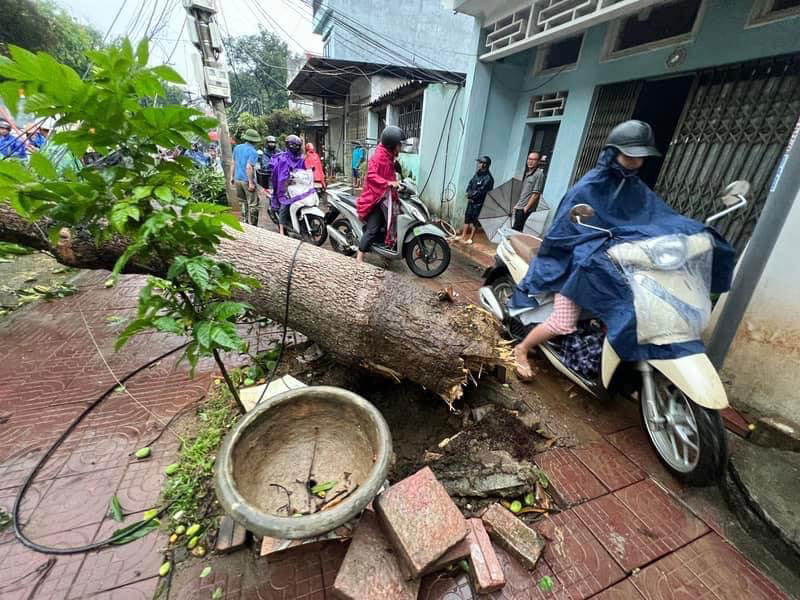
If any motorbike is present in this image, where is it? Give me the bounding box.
[478,180,750,485]
[325,178,451,278]
[265,169,328,246]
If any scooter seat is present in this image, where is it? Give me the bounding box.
[509,234,541,264]
[337,194,357,208]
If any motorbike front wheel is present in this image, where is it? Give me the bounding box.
[405,234,450,278]
[301,214,328,246]
[640,370,726,486]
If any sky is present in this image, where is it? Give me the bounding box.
[55,0,323,97]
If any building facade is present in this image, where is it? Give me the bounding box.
[312,0,476,73]
[451,0,800,421]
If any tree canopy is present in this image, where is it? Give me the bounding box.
[229,109,307,144]
[0,0,103,74]
[224,28,298,117]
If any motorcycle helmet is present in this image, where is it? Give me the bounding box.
[265,135,277,148]
[286,134,302,155]
[380,125,406,151]
[604,120,661,158]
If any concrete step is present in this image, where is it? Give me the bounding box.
[722,442,800,574]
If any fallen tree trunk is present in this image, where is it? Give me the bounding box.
[1,203,502,402]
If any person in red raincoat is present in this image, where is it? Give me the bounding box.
[304,142,326,190]
[355,126,405,264]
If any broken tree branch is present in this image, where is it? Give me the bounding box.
[0,204,503,400]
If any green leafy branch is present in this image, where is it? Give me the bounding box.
[0,39,258,404]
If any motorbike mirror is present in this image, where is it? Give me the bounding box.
[720,180,750,207]
[570,203,595,224]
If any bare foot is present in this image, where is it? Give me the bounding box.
[514,346,535,382]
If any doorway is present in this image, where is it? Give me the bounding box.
[630,76,694,187]
[528,122,560,174]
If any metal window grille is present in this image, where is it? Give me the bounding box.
[397,98,423,140]
[528,91,568,118]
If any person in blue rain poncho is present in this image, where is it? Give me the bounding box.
[512,120,735,380]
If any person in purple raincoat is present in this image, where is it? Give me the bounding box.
[270,134,306,235]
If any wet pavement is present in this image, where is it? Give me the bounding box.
[0,240,798,598]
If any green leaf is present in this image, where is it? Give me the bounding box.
[211,588,223,600]
[195,321,212,349]
[211,301,247,321]
[110,517,159,545]
[310,480,337,495]
[109,496,124,522]
[154,316,183,335]
[538,575,554,592]
[29,152,57,180]
[132,186,153,200]
[136,39,149,66]
[210,325,240,351]
[154,186,173,203]
[110,204,140,232]
[186,262,209,291]
[152,65,185,84]
[537,472,550,489]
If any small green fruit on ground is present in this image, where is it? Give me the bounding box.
[159,562,171,577]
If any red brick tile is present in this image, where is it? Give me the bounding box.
[0,479,53,545]
[570,441,645,492]
[592,578,646,599]
[629,541,721,600]
[671,533,791,600]
[486,546,570,600]
[375,466,467,578]
[68,513,167,598]
[604,427,684,492]
[573,493,691,572]
[333,510,420,599]
[89,576,159,599]
[465,518,505,593]
[0,524,94,599]
[535,448,608,506]
[175,563,244,600]
[23,467,125,538]
[535,510,625,598]
[481,503,545,571]
[613,480,708,549]
[720,407,751,437]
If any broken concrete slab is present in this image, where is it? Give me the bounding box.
[432,448,540,499]
[723,442,800,573]
[421,536,470,576]
[481,502,545,571]
[260,522,354,558]
[749,416,800,452]
[466,518,505,593]
[333,510,420,600]
[374,466,468,579]
[215,515,247,554]
[239,374,305,412]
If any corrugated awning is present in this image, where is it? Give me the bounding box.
[288,57,465,102]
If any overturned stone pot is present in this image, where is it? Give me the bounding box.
[215,386,392,539]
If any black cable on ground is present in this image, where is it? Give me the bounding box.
[13,343,188,555]
[255,240,304,407]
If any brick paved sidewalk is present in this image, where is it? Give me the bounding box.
[0,270,284,599]
[1,259,797,599]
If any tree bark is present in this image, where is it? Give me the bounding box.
[0,203,502,402]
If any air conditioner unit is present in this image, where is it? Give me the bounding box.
[183,0,216,12]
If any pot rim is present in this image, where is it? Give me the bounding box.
[214,385,392,539]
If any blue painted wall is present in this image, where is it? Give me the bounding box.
[313,0,477,73]
[458,0,800,222]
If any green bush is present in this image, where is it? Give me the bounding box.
[188,167,227,205]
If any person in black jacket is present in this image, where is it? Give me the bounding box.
[456,156,494,244]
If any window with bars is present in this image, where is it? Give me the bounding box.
[347,106,367,144]
[397,98,423,141]
[749,0,800,24]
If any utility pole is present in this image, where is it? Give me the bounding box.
[184,0,238,211]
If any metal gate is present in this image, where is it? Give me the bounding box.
[656,54,800,254]
[571,81,642,183]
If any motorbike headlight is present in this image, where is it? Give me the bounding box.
[649,236,688,270]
